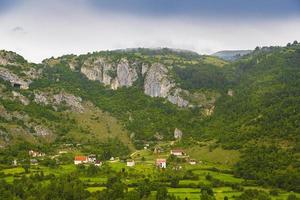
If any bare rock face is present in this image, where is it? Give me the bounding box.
[144,63,189,107]
[141,63,149,76]
[174,128,183,139]
[0,51,19,66]
[34,92,49,105]
[81,57,112,84]
[34,91,83,112]
[144,63,174,98]
[70,56,189,107]
[12,91,30,105]
[80,57,138,90]
[53,92,84,112]
[116,58,138,88]
[167,89,189,107]
[34,125,52,137]
[0,67,30,89]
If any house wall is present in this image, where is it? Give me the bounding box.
[127,162,135,167]
[171,152,183,156]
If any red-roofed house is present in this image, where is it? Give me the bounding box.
[74,156,88,165]
[156,158,166,168]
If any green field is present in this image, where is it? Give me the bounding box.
[1,158,299,200]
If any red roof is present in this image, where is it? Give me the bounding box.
[75,156,87,161]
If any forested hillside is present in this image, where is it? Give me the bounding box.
[0,43,300,193]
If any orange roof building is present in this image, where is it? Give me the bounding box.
[74,156,88,165]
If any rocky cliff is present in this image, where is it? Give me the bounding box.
[48,55,190,107]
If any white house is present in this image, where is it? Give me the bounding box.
[189,159,197,165]
[170,149,185,156]
[156,159,167,168]
[74,156,88,165]
[126,159,135,167]
[29,150,45,157]
[88,154,96,163]
[95,160,102,167]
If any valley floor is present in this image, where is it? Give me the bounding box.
[1,149,299,200]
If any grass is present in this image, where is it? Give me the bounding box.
[70,103,135,151]
[86,187,106,192]
[0,149,299,200]
[2,167,25,175]
[185,146,240,166]
[168,188,200,200]
[2,162,300,200]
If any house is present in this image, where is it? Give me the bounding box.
[144,143,150,150]
[30,159,38,165]
[189,159,197,165]
[170,149,185,156]
[156,159,167,168]
[95,160,102,167]
[126,159,135,167]
[74,156,88,165]
[29,150,45,157]
[88,154,96,163]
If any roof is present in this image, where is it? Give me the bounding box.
[156,158,166,163]
[74,156,87,161]
[171,149,184,153]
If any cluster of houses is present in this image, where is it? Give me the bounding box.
[74,154,102,166]
[73,148,197,169]
[28,150,45,165]
[154,149,197,169]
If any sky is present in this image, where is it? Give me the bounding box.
[0,0,299,63]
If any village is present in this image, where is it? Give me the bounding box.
[21,129,202,170]
[3,129,299,200]
[18,128,199,170]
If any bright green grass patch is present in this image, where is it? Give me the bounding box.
[1,167,24,175]
[185,146,240,166]
[80,177,107,184]
[86,187,106,192]
[168,188,200,200]
[192,169,244,184]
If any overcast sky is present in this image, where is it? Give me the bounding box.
[0,0,299,63]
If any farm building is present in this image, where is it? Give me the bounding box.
[156,158,167,168]
[189,159,197,165]
[95,160,102,167]
[74,156,88,165]
[88,154,96,163]
[126,159,135,167]
[170,149,185,156]
[30,159,38,165]
[29,150,45,157]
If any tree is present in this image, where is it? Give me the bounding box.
[170,176,180,188]
[287,194,297,200]
[156,187,168,200]
[200,186,215,200]
[22,163,30,173]
[137,179,152,198]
